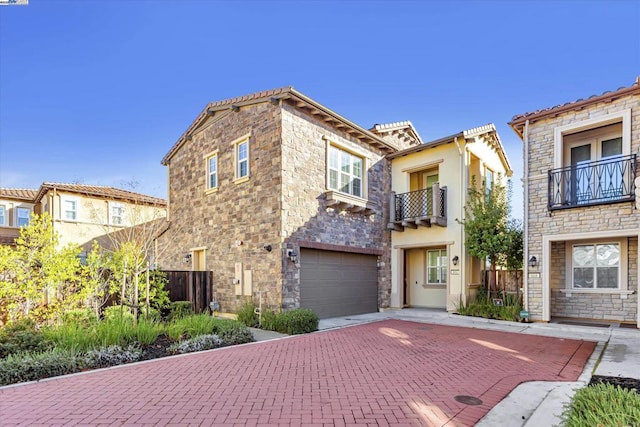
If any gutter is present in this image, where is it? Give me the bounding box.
[523,119,530,312]
[454,136,467,304]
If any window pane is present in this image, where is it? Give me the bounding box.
[602,137,622,158]
[352,178,361,198]
[238,142,247,160]
[341,152,350,173]
[329,147,339,169]
[239,160,248,178]
[428,267,438,283]
[210,174,217,188]
[340,173,350,193]
[329,170,338,190]
[573,267,594,288]
[439,267,447,284]
[597,267,618,288]
[573,245,594,267]
[596,244,619,267]
[209,157,217,173]
[0,206,4,225]
[352,158,362,178]
[428,250,438,266]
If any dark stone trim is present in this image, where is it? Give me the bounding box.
[298,241,383,256]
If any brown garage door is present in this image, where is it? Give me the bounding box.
[300,248,378,319]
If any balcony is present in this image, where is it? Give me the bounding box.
[388,184,447,232]
[548,154,636,210]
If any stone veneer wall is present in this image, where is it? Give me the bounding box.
[526,93,640,322]
[279,102,392,310]
[159,102,284,311]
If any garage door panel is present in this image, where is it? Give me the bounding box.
[300,248,378,319]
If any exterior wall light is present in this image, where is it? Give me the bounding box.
[452,255,459,266]
[528,256,538,268]
[287,249,298,263]
[263,244,272,252]
[183,253,192,263]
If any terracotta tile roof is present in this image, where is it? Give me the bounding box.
[370,121,424,146]
[0,188,39,201]
[34,183,166,206]
[509,78,640,131]
[161,86,397,165]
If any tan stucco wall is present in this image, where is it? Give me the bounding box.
[389,135,510,311]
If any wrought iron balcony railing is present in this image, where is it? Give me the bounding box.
[388,184,447,231]
[548,154,636,210]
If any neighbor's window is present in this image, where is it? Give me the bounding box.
[427,248,447,285]
[62,198,77,221]
[328,145,363,198]
[207,154,218,189]
[0,205,5,226]
[17,207,30,227]
[572,243,619,289]
[110,202,124,225]
[236,139,249,179]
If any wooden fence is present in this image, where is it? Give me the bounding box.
[483,270,523,295]
[163,270,213,313]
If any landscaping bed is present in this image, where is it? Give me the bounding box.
[589,375,640,394]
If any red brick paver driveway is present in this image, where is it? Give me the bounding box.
[0,319,595,426]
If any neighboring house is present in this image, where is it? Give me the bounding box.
[386,124,513,312]
[0,183,167,249]
[0,188,38,246]
[158,87,419,318]
[509,78,639,327]
[33,183,167,249]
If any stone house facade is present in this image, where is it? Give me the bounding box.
[510,79,639,327]
[158,87,418,318]
[0,188,38,246]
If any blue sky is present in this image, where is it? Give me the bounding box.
[1,1,639,220]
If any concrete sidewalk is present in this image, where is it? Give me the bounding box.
[316,308,640,427]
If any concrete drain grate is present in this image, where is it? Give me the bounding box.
[454,395,483,406]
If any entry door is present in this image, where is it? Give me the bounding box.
[422,172,438,216]
[407,248,447,308]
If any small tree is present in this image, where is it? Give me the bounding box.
[458,176,516,297]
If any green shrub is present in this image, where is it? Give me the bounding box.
[102,305,135,322]
[236,299,259,327]
[83,345,142,369]
[0,349,80,386]
[139,306,161,322]
[561,382,640,427]
[166,314,216,341]
[169,334,223,354]
[280,308,318,335]
[135,318,164,345]
[41,322,97,353]
[94,317,136,347]
[62,309,98,327]
[260,308,284,332]
[0,319,49,358]
[167,301,193,322]
[211,319,254,345]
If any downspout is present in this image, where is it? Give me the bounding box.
[522,120,530,312]
[454,136,466,306]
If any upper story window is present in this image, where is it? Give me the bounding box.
[109,202,124,225]
[0,205,6,226]
[549,109,634,210]
[485,168,494,199]
[328,145,364,198]
[235,137,250,181]
[16,207,30,227]
[207,154,218,190]
[62,197,78,221]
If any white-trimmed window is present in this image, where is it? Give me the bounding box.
[207,154,218,189]
[235,138,249,180]
[16,207,30,227]
[328,145,364,198]
[109,202,124,225]
[0,205,5,226]
[485,168,494,199]
[571,242,620,289]
[62,197,78,221]
[427,248,447,285]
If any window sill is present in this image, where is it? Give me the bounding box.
[558,289,635,299]
[422,284,446,289]
[234,176,250,185]
[324,191,375,215]
[205,187,219,195]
